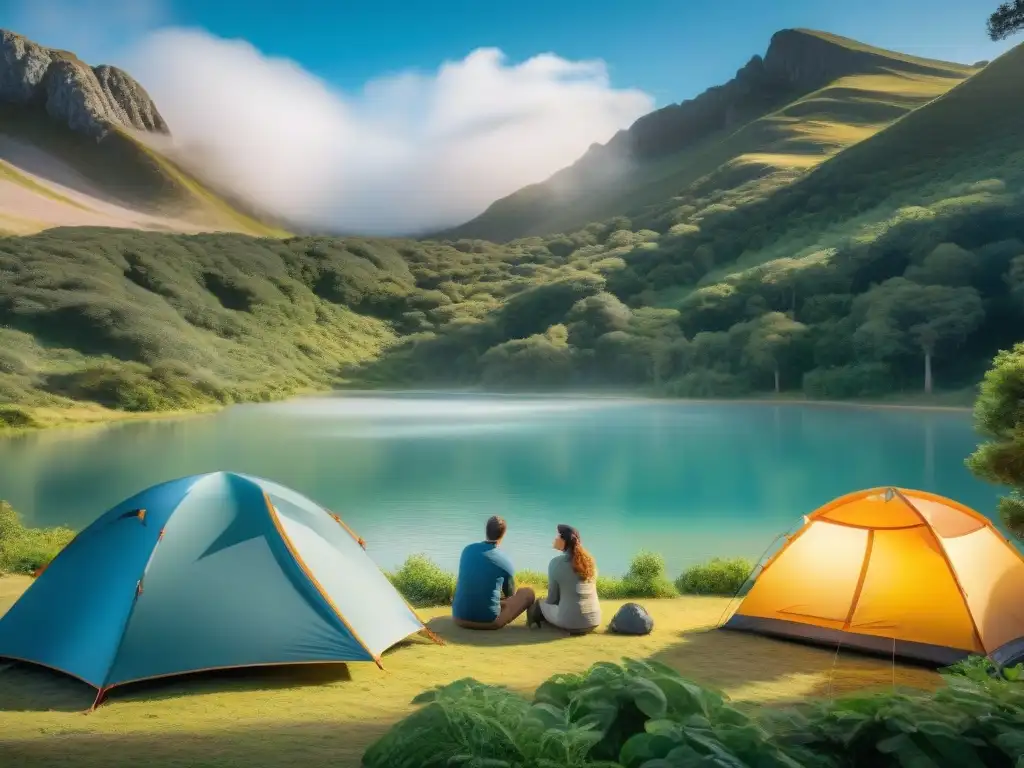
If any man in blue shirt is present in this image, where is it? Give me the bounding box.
[452,516,535,629]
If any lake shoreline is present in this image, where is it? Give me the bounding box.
[1,386,974,439]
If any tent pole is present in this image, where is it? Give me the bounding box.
[421,627,446,646]
[89,687,107,712]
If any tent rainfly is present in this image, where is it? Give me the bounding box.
[0,472,437,706]
[723,487,1024,667]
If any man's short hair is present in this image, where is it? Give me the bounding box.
[485,515,507,542]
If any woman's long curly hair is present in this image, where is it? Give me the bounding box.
[559,525,596,582]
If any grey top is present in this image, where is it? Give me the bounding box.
[545,552,601,630]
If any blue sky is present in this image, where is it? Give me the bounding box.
[3,0,1016,106]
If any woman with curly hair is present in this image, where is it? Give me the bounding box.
[527,524,601,634]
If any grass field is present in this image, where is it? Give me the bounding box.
[0,575,942,768]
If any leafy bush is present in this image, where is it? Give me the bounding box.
[384,551,714,607]
[387,554,457,607]
[362,677,606,768]
[674,557,754,596]
[599,551,678,599]
[764,663,1024,766]
[365,658,1024,767]
[944,655,1023,685]
[0,501,75,575]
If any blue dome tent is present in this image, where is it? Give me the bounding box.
[0,472,437,707]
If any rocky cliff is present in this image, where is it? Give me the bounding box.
[0,29,169,139]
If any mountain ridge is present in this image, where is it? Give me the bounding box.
[445,28,978,242]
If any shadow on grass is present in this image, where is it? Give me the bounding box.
[0,717,389,768]
[0,660,353,713]
[647,627,942,705]
[426,614,603,647]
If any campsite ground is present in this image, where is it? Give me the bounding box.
[0,575,942,768]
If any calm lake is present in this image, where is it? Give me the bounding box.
[0,393,1012,576]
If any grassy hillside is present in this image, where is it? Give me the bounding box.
[0,104,287,237]
[0,227,562,428]
[447,29,976,242]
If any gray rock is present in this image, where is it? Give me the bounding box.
[608,602,654,635]
[0,28,169,140]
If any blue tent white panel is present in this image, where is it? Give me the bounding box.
[105,473,372,687]
[262,478,424,658]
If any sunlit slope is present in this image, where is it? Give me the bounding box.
[693,38,1024,282]
[756,39,1024,218]
[448,30,975,242]
[0,104,288,237]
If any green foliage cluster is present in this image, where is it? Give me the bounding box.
[383,552,753,607]
[673,558,754,596]
[596,551,679,600]
[363,657,1024,767]
[0,501,74,575]
[966,341,1024,539]
[386,554,458,608]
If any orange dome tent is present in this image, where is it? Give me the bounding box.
[722,487,1024,666]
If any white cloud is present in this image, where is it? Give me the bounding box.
[127,30,652,234]
[7,3,653,235]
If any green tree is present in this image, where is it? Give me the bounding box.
[480,325,574,390]
[565,292,632,348]
[904,243,976,287]
[966,343,1024,539]
[853,279,984,394]
[496,273,604,341]
[743,312,809,393]
[988,0,1024,40]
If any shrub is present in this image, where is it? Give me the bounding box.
[0,501,75,575]
[599,551,678,599]
[387,554,457,607]
[364,658,1024,767]
[674,557,754,595]
[362,677,603,768]
[382,551,687,607]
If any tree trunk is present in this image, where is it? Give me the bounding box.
[774,367,780,394]
[924,352,933,394]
